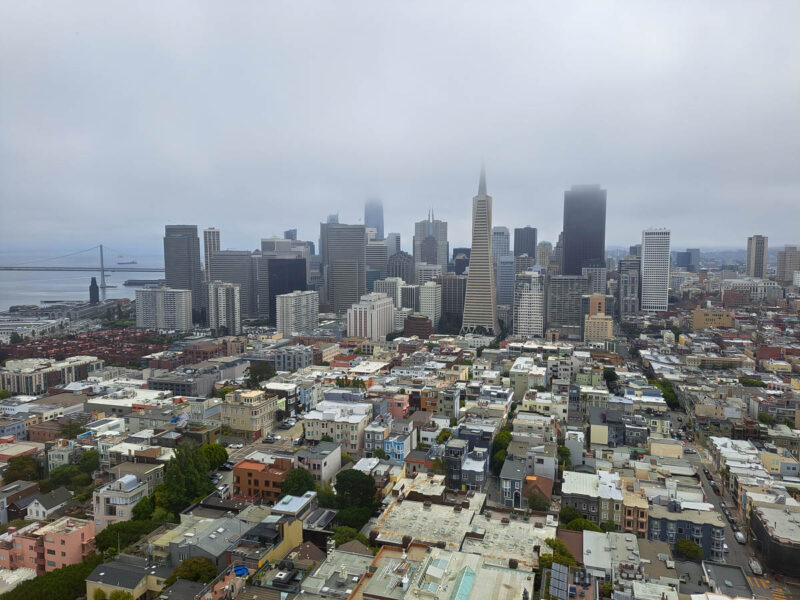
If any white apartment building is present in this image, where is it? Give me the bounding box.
[208,280,241,335]
[373,277,404,308]
[302,400,372,456]
[418,281,442,329]
[640,229,671,312]
[415,262,443,285]
[513,270,546,337]
[135,288,193,331]
[276,290,319,337]
[346,292,394,341]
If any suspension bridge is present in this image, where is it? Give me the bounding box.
[0,245,164,300]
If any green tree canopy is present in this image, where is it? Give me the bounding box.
[436,429,453,444]
[335,469,377,507]
[0,553,103,600]
[490,449,507,476]
[738,378,767,388]
[245,361,276,389]
[559,506,583,524]
[60,421,86,439]
[336,506,373,530]
[758,412,774,425]
[675,538,703,560]
[0,390,11,400]
[108,592,135,600]
[164,556,217,587]
[217,386,237,399]
[600,520,617,532]
[528,492,550,512]
[332,526,369,548]
[2,455,39,484]
[155,442,214,514]
[93,589,108,600]
[79,449,100,474]
[372,448,388,460]
[132,496,154,521]
[95,520,161,552]
[200,443,228,469]
[282,468,317,497]
[320,435,334,442]
[564,518,602,532]
[539,537,577,570]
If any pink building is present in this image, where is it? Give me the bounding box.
[0,517,94,574]
[387,394,410,419]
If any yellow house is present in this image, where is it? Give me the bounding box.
[87,557,170,600]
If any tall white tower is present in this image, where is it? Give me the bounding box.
[461,165,500,336]
[640,229,671,312]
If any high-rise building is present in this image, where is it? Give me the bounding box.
[89,277,99,305]
[515,254,535,274]
[461,166,499,335]
[513,271,546,338]
[492,226,511,258]
[385,233,401,257]
[346,292,393,341]
[629,244,642,257]
[276,290,319,337]
[514,226,537,258]
[453,249,470,275]
[537,242,552,269]
[419,281,442,329]
[261,237,310,283]
[387,251,415,285]
[320,223,366,314]
[549,233,564,276]
[364,199,384,239]
[581,263,607,295]
[366,240,388,278]
[326,214,339,224]
[546,275,590,333]
[435,273,467,318]
[495,255,516,307]
[209,250,257,319]
[415,262,443,285]
[675,248,700,272]
[164,225,204,317]
[617,256,641,321]
[413,213,448,268]
[562,185,606,276]
[283,229,297,241]
[641,229,671,312]
[208,281,241,336]
[583,294,613,343]
[259,257,307,325]
[777,246,800,284]
[401,284,420,312]
[136,288,193,331]
[374,277,404,308]
[202,227,221,282]
[746,235,768,278]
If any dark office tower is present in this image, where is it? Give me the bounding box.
[514,226,537,258]
[546,275,590,335]
[629,244,642,257]
[388,251,415,285]
[261,258,306,325]
[320,223,366,314]
[452,248,471,276]
[420,236,439,265]
[617,256,641,321]
[364,199,384,239]
[89,277,99,305]
[209,250,257,319]
[284,229,297,241]
[549,233,564,276]
[562,185,607,276]
[686,249,700,272]
[746,235,768,279]
[385,233,401,257]
[435,273,467,317]
[164,225,205,317]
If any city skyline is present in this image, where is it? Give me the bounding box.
[2,2,799,252]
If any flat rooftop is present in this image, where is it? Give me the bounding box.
[460,511,557,569]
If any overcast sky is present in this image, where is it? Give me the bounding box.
[1,1,799,257]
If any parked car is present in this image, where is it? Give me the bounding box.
[262,436,275,444]
[734,531,746,544]
[719,501,727,510]
[703,468,713,480]
[219,463,233,471]
[722,543,729,553]
[685,448,696,454]
[748,558,763,575]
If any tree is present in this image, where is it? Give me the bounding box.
[0,553,103,600]
[600,520,617,532]
[164,556,217,587]
[60,421,86,439]
[200,443,228,469]
[336,506,373,530]
[557,446,573,471]
[564,518,602,532]
[601,583,613,598]
[332,526,369,547]
[758,412,774,426]
[341,453,355,464]
[9,332,23,344]
[559,506,582,524]
[155,442,214,514]
[675,538,703,560]
[738,377,767,388]
[217,386,236,399]
[372,448,388,460]
[491,447,507,475]
[282,468,317,497]
[539,537,577,571]
[436,429,453,444]
[335,469,377,507]
[108,593,135,600]
[132,496,154,521]
[95,520,161,552]
[79,449,100,474]
[93,589,108,600]
[2,455,39,484]
[317,484,338,508]
[0,390,10,400]
[603,368,618,383]
[527,492,550,512]
[245,361,276,389]
[320,435,334,442]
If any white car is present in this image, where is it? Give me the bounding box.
[230,443,243,449]
[722,543,729,553]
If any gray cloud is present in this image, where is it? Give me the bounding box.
[1,0,799,255]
